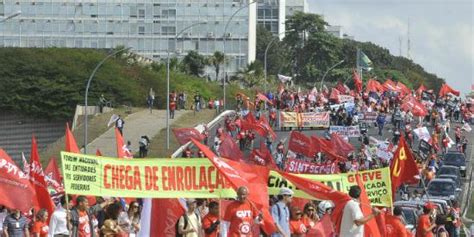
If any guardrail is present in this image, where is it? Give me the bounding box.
[171,110,236,158]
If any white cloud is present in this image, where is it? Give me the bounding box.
[306,0,473,95]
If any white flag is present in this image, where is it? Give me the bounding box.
[107,114,119,127]
[277,74,292,83]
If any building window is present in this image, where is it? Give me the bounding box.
[162,9,176,18]
[161,26,175,35]
[138,26,145,35]
[138,9,145,18]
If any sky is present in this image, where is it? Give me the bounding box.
[307,0,473,95]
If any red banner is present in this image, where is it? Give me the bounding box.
[284,158,338,174]
[288,131,314,157]
[172,128,205,145]
[0,149,35,212]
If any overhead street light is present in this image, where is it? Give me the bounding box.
[222,0,257,110]
[264,29,295,93]
[83,47,132,154]
[166,21,207,150]
[0,10,21,23]
[318,59,345,90]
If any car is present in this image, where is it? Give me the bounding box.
[419,197,451,215]
[426,178,461,201]
[437,165,461,178]
[400,207,418,232]
[438,174,461,189]
[443,152,466,177]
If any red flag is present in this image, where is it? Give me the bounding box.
[191,139,276,235]
[256,92,273,105]
[0,149,35,212]
[259,115,277,140]
[439,83,460,97]
[366,79,384,93]
[149,198,185,236]
[401,96,427,117]
[249,141,278,169]
[330,133,355,157]
[65,123,80,153]
[396,81,411,96]
[329,88,341,102]
[288,131,314,157]
[355,174,381,237]
[336,82,349,94]
[416,84,427,96]
[390,135,419,196]
[115,128,133,158]
[96,149,103,156]
[44,158,63,192]
[312,136,347,161]
[276,171,351,235]
[353,69,363,93]
[218,132,245,161]
[383,79,398,92]
[172,128,205,145]
[30,136,55,220]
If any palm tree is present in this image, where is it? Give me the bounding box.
[208,51,225,81]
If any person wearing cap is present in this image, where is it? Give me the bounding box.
[385,206,407,237]
[340,185,381,237]
[270,187,294,237]
[416,202,436,237]
[178,199,202,237]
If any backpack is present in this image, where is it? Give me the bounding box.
[175,213,200,237]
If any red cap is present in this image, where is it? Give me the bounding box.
[424,202,437,209]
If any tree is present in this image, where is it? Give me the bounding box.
[207,51,225,81]
[232,61,265,88]
[255,25,292,78]
[181,50,207,77]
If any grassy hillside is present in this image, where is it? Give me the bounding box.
[0,48,243,119]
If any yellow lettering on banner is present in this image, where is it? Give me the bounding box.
[392,147,407,177]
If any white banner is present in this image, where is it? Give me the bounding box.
[329,125,361,137]
[413,127,430,142]
[338,95,354,103]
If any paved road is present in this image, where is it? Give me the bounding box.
[83,109,186,157]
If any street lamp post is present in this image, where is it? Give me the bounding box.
[222,0,256,110]
[84,47,131,154]
[0,10,21,23]
[264,30,294,93]
[166,22,206,150]
[318,59,345,90]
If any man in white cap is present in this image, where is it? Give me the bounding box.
[271,187,294,237]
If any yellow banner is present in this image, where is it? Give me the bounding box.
[61,152,392,206]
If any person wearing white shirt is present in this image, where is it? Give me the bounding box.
[49,196,69,237]
[0,206,7,233]
[340,185,381,237]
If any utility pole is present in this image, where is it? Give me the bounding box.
[399,36,402,57]
[407,19,411,60]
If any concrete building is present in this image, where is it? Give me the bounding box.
[325,25,354,40]
[285,0,308,17]
[0,0,257,74]
[256,0,307,38]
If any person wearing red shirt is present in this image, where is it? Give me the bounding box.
[416,203,436,237]
[386,207,407,237]
[202,201,220,237]
[289,207,307,237]
[31,209,49,237]
[222,186,262,237]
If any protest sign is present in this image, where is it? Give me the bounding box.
[268,167,393,207]
[360,112,378,122]
[329,126,361,137]
[280,112,330,128]
[61,153,393,207]
[338,95,354,103]
[284,158,337,174]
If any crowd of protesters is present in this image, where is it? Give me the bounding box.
[174,82,472,237]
